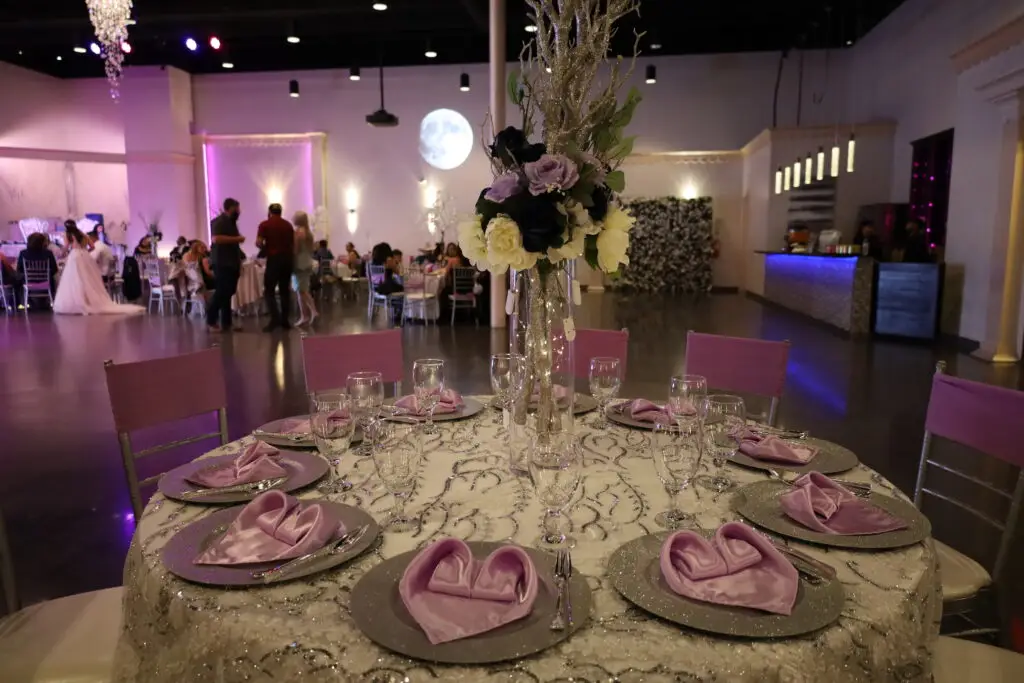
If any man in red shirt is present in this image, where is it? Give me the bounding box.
[255,203,295,331]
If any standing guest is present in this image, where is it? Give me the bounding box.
[853,219,884,260]
[183,241,215,300]
[207,198,246,333]
[18,233,59,298]
[255,203,295,332]
[134,235,153,258]
[169,236,189,262]
[292,211,318,327]
[902,218,931,263]
[313,239,333,263]
[344,242,362,272]
[88,228,115,283]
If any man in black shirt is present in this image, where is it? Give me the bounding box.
[902,219,931,263]
[206,198,246,332]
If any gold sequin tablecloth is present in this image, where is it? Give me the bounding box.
[113,402,940,682]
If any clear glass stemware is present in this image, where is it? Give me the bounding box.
[490,353,525,427]
[528,432,582,549]
[370,417,423,532]
[347,371,384,455]
[668,374,707,427]
[309,391,355,494]
[700,394,745,493]
[589,357,622,429]
[651,421,702,528]
[412,358,445,434]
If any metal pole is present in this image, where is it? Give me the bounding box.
[489,0,509,334]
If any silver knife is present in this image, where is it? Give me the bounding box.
[252,525,369,582]
[253,430,309,443]
[772,542,837,580]
[180,476,288,500]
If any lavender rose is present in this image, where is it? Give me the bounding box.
[484,172,523,203]
[523,154,580,196]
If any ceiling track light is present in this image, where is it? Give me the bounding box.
[74,46,87,54]
[120,41,132,54]
[289,79,300,98]
[90,42,101,55]
[185,37,198,51]
[372,2,388,10]
[645,64,656,84]
[459,73,470,92]
[222,62,234,69]
[525,24,539,33]
[209,36,221,50]
[287,35,300,44]
[350,66,361,81]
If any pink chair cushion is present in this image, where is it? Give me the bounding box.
[572,328,629,380]
[684,332,789,399]
[104,348,227,433]
[301,330,404,394]
[925,373,1024,468]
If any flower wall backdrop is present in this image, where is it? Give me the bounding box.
[614,196,714,293]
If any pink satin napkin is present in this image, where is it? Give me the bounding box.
[399,538,539,644]
[738,435,818,464]
[185,441,287,488]
[620,398,671,423]
[280,407,351,434]
[194,490,345,566]
[395,388,464,415]
[780,472,908,535]
[660,522,799,615]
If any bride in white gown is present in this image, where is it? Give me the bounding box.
[53,222,144,316]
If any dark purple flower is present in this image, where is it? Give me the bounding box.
[484,173,523,203]
[523,154,580,196]
[489,127,547,166]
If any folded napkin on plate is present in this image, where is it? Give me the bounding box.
[738,435,818,464]
[185,441,287,489]
[780,472,908,535]
[194,490,345,566]
[660,522,798,615]
[619,398,672,424]
[279,407,351,435]
[728,425,764,442]
[395,388,464,416]
[399,538,539,644]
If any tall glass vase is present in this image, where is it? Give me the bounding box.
[511,260,575,446]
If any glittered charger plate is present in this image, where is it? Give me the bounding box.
[256,415,364,449]
[384,397,486,423]
[608,531,844,639]
[489,394,598,416]
[732,481,932,550]
[159,449,329,505]
[162,502,379,586]
[604,400,667,430]
[350,541,592,664]
[729,437,859,476]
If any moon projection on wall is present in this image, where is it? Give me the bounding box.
[419,109,474,171]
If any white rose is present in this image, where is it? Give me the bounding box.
[603,205,636,234]
[485,215,537,274]
[547,226,586,262]
[457,215,489,269]
[596,227,629,272]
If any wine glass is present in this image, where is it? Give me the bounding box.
[490,353,525,427]
[347,371,384,455]
[528,433,582,549]
[589,357,622,429]
[370,417,422,532]
[412,358,445,434]
[700,394,745,493]
[309,391,355,494]
[650,421,702,528]
[668,374,707,427]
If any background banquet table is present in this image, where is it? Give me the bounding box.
[232,260,265,313]
[114,400,940,683]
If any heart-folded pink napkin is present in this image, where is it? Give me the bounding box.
[620,398,671,424]
[399,538,539,644]
[780,472,908,535]
[194,490,345,565]
[660,522,799,615]
[185,441,287,489]
[395,388,464,416]
[281,407,352,435]
[738,435,818,464]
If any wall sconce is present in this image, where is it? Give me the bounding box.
[345,187,359,233]
[423,184,439,209]
[266,186,284,205]
[680,181,698,200]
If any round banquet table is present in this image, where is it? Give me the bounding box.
[232,260,265,313]
[114,399,940,683]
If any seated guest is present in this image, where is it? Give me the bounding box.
[18,232,59,298]
[371,242,404,322]
[443,244,466,269]
[134,235,153,258]
[183,241,215,295]
[46,235,65,260]
[88,229,115,281]
[391,249,405,276]
[169,236,189,262]
[345,242,361,269]
[313,240,334,263]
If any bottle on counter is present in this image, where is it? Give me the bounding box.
[862,238,870,256]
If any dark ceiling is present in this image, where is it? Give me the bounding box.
[2,0,907,78]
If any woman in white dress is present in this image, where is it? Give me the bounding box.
[53,220,144,316]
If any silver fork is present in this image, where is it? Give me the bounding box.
[549,549,571,631]
[251,525,368,581]
[253,430,308,443]
[180,476,288,500]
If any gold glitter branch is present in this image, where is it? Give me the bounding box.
[520,0,642,165]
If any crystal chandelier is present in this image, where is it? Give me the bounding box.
[85,0,133,98]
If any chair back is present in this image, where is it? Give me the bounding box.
[683,331,790,424]
[367,264,387,297]
[318,259,334,277]
[301,329,404,395]
[915,363,1024,583]
[573,328,629,380]
[23,259,50,284]
[452,267,476,295]
[103,348,229,519]
[0,506,16,615]
[141,258,163,287]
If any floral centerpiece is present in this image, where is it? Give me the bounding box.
[458,0,642,441]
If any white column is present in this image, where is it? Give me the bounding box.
[489,0,508,330]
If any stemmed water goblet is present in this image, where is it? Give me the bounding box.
[589,357,622,429]
[490,353,525,427]
[699,394,745,493]
[309,391,355,494]
[528,432,582,549]
[412,358,445,434]
[668,374,707,427]
[370,417,423,532]
[650,421,702,528]
[347,371,384,455]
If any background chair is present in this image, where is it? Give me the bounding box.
[103,347,229,519]
[301,329,404,396]
[22,259,53,311]
[142,258,177,315]
[449,267,478,325]
[572,328,629,379]
[933,635,1024,682]
[367,264,400,324]
[402,273,439,325]
[914,362,1024,638]
[0,267,16,314]
[683,331,790,425]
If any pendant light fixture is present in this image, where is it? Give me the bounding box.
[349,66,361,81]
[830,143,840,178]
[460,73,470,92]
[804,153,812,185]
[847,133,856,173]
[774,167,783,195]
[645,65,657,84]
[784,166,791,192]
[816,146,825,181]
[289,79,299,98]
[792,158,802,188]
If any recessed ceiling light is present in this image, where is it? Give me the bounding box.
[73,46,87,54]
[56,55,63,61]
[209,36,221,50]
[846,40,853,46]
[18,50,23,55]
[185,37,198,51]
[425,50,437,58]
[525,24,538,33]
[90,42,101,55]
[650,42,662,50]
[287,35,300,44]
[222,62,234,69]
[372,2,388,10]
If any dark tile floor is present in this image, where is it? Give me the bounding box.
[1,292,1021,644]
